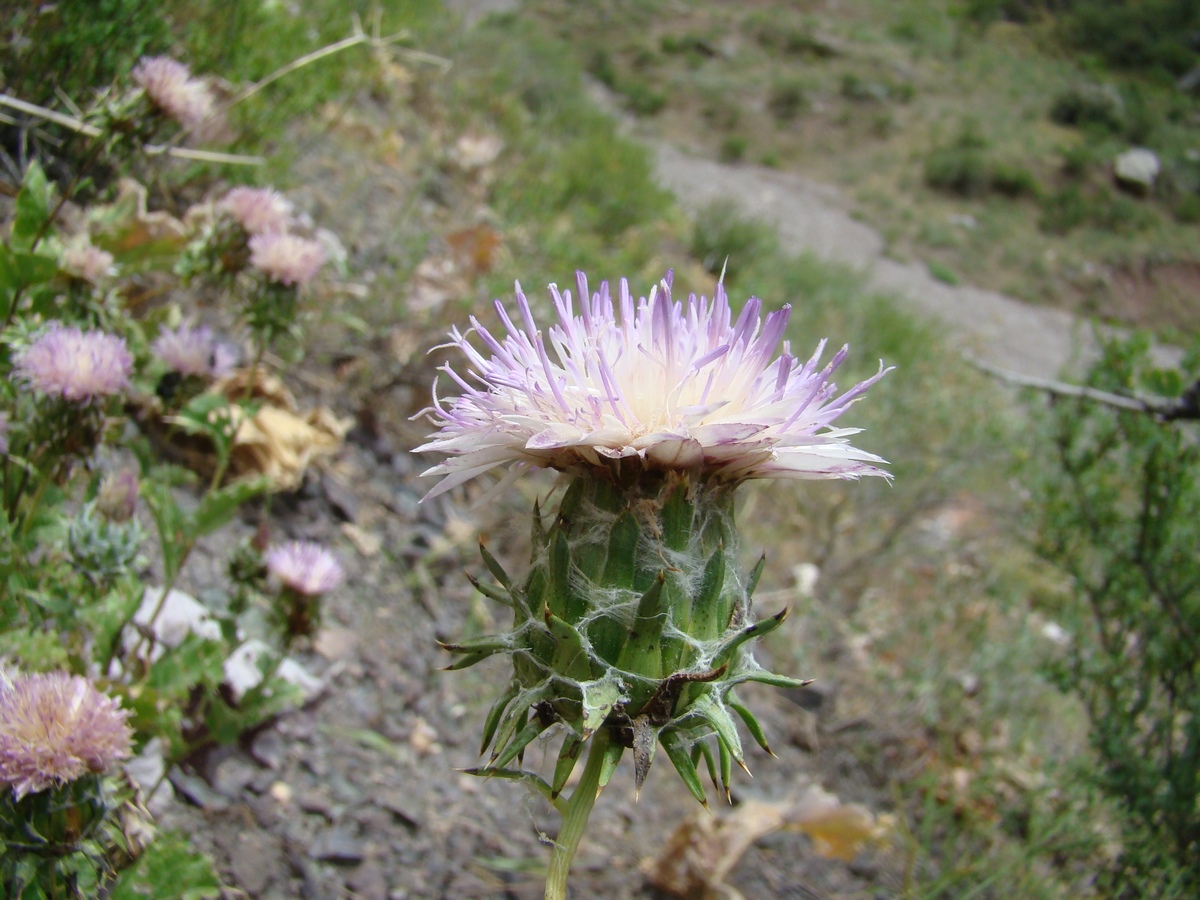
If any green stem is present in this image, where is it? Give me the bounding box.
[545,729,610,900]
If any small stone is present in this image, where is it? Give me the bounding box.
[1114,147,1160,193]
[346,859,389,900]
[169,768,229,811]
[251,729,288,769]
[229,831,285,895]
[212,754,259,799]
[298,787,335,818]
[309,825,365,865]
[269,781,294,805]
[342,522,383,557]
[408,717,441,756]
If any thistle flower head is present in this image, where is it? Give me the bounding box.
[248,233,327,286]
[265,541,345,596]
[221,186,293,235]
[14,323,133,402]
[416,271,890,498]
[60,242,115,283]
[152,323,235,378]
[131,55,216,130]
[0,671,132,800]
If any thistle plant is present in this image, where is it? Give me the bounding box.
[0,670,135,898]
[418,271,890,899]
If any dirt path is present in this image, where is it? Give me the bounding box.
[651,143,1100,379]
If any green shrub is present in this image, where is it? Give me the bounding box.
[622,80,667,116]
[1049,83,1126,134]
[923,125,992,197]
[1039,185,1090,233]
[690,199,777,281]
[0,0,171,106]
[767,78,808,122]
[1033,335,1200,892]
[719,135,747,163]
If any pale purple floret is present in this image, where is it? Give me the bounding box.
[14,323,133,402]
[131,56,217,130]
[248,233,327,287]
[152,323,236,379]
[416,271,891,499]
[0,671,132,800]
[265,541,345,596]
[221,186,293,235]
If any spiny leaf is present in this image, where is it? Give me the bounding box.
[465,571,516,610]
[691,545,727,641]
[660,482,692,552]
[491,716,550,770]
[718,734,733,803]
[729,698,774,757]
[632,715,658,796]
[544,608,592,680]
[692,692,744,770]
[746,552,767,598]
[480,683,519,756]
[712,608,789,668]
[551,734,583,798]
[597,736,625,789]
[727,670,813,691]
[693,738,720,794]
[661,729,707,808]
[458,766,563,813]
[617,571,666,676]
[479,540,512,591]
[578,673,627,738]
[439,649,498,671]
[437,633,513,655]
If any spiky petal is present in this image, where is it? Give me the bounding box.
[0,671,132,800]
[265,541,345,596]
[221,186,294,235]
[131,56,217,130]
[13,323,132,402]
[416,271,890,498]
[248,233,327,286]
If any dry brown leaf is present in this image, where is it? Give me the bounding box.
[640,800,785,899]
[643,783,894,898]
[213,370,351,491]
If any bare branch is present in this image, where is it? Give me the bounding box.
[966,354,1199,420]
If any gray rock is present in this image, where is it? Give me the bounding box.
[1115,147,1161,192]
[309,825,365,864]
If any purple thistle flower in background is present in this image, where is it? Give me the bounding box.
[248,233,327,287]
[14,323,133,402]
[60,243,115,283]
[416,271,891,499]
[131,55,217,131]
[0,671,133,800]
[152,323,236,379]
[265,541,345,596]
[221,186,294,235]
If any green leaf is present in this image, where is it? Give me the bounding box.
[661,729,707,807]
[188,477,271,540]
[578,672,627,738]
[616,571,667,676]
[596,736,625,789]
[729,697,773,756]
[544,609,592,680]
[109,831,222,899]
[551,734,584,797]
[691,692,743,765]
[491,716,550,770]
[141,480,189,582]
[712,608,789,669]
[746,552,766,598]
[12,161,52,252]
[479,540,513,591]
[479,682,519,756]
[438,633,514,655]
[691,545,727,641]
[459,766,562,812]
